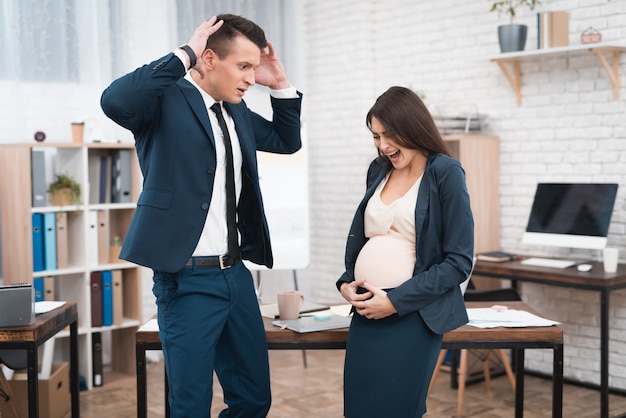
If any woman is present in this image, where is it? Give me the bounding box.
[337,86,474,417]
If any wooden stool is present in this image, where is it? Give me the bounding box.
[429,348,516,418]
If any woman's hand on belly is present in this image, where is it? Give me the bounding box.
[351,281,397,320]
[339,279,372,303]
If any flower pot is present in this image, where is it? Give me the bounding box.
[50,188,73,206]
[498,24,528,53]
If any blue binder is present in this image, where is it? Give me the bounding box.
[33,277,44,302]
[102,270,113,326]
[32,213,44,272]
[43,212,57,271]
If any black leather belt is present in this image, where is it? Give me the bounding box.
[185,255,238,270]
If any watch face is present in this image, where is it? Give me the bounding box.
[34,131,46,142]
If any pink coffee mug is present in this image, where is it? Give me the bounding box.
[277,290,304,320]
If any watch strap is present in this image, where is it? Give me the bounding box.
[178,44,197,69]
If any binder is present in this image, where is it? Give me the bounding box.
[112,150,132,203]
[90,271,103,327]
[42,212,57,270]
[97,210,110,264]
[99,155,112,203]
[87,210,99,266]
[31,150,47,207]
[44,276,55,300]
[33,277,44,302]
[88,153,101,204]
[538,11,569,49]
[92,332,103,387]
[32,213,44,272]
[112,270,124,325]
[55,212,69,269]
[102,270,113,326]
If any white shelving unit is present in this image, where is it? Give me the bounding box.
[0,142,143,389]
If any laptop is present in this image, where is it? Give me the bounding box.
[272,314,352,333]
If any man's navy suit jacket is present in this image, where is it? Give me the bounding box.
[101,53,302,273]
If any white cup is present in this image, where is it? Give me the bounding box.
[602,247,619,273]
[277,290,304,320]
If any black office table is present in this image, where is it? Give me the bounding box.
[136,301,563,418]
[0,302,79,418]
[474,258,626,418]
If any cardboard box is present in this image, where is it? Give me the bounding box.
[0,362,70,418]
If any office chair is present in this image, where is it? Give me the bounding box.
[0,349,28,417]
[428,279,518,418]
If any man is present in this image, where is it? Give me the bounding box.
[101,14,302,418]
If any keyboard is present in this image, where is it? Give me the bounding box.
[520,257,576,269]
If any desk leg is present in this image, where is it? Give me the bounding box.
[136,344,147,418]
[553,342,563,418]
[26,342,39,418]
[514,349,524,418]
[70,319,80,417]
[600,288,609,418]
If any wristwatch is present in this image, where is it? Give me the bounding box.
[178,44,197,68]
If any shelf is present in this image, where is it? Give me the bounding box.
[489,41,626,105]
[0,142,143,390]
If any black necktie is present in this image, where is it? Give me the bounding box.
[210,102,240,260]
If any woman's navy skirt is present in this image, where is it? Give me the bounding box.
[343,309,442,418]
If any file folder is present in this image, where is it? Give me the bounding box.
[55,212,69,269]
[44,276,55,301]
[97,210,110,264]
[88,153,101,204]
[32,213,44,272]
[112,270,124,325]
[31,150,47,207]
[112,150,132,203]
[92,332,103,387]
[87,210,99,266]
[90,271,103,327]
[33,277,44,302]
[43,212,57,270]
[102,270,113,326]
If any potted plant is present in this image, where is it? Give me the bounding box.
[47,173,81,206]
[490,0,541,52]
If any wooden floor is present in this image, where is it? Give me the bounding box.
[68,349,626,417]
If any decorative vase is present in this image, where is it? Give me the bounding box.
[498,24,528,53]
[50,188,73,206]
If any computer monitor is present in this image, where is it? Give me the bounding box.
[522,183,619,250]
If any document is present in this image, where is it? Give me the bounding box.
[467,308,560,328]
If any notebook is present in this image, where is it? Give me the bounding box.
[272,314,352,333]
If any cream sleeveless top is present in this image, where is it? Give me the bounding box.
[354,173,422,288]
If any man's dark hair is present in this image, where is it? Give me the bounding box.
[206,14,267,58]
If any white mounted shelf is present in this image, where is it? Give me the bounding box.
[489,41,626,105]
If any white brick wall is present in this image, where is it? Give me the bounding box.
[1,0,625,390]
[302,0,626,389]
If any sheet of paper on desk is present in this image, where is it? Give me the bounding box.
[467,308,560,328]
[139,318,159,331]
[34,301,66,314]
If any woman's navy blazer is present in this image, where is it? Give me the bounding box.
[101,53,302,273]
[337,153,474,334]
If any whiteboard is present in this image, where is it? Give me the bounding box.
[245,87,309,270]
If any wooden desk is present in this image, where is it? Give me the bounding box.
[474,259,626,418]
[0,302,79,418]
[136,301,563,418]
